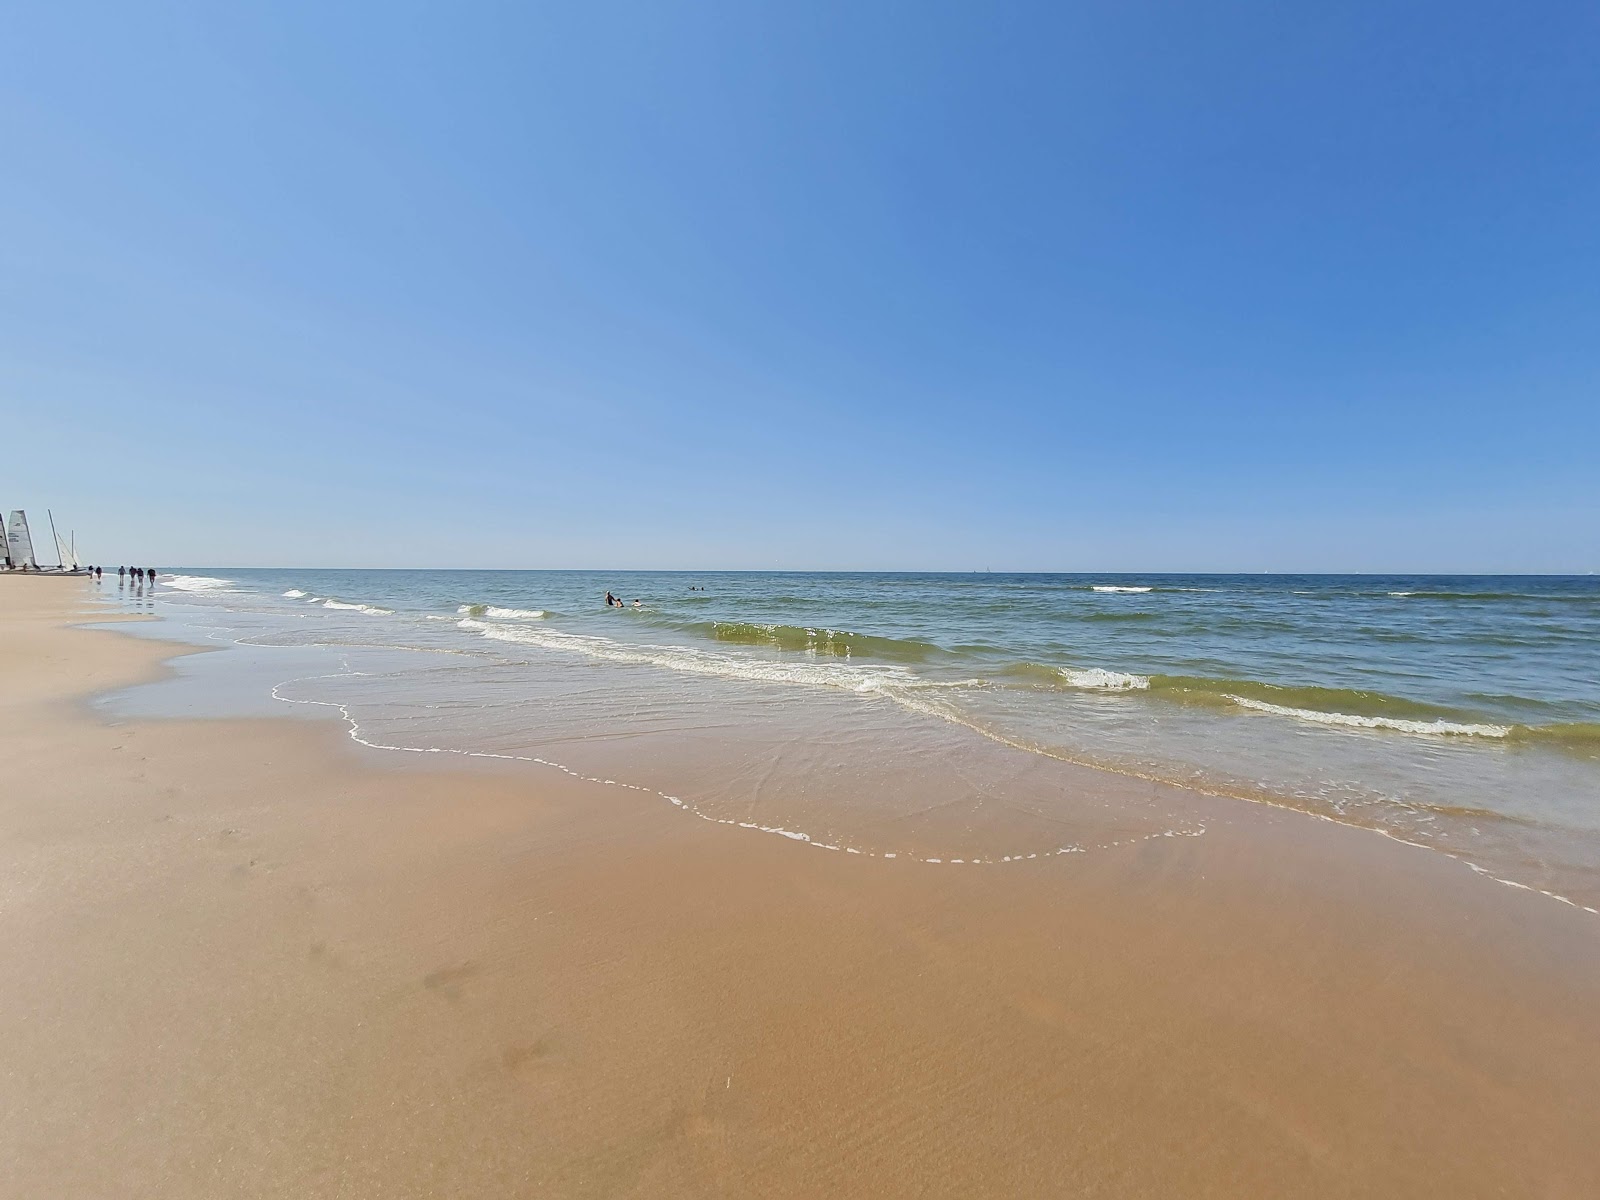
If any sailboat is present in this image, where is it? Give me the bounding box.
[48,510,81,571]
[6,510,38,569]
[2,510,87,573]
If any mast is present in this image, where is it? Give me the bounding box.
[47,509,63,569]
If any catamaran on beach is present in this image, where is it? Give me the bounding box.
[2,509,89,574]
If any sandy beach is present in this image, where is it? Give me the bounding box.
[3,576,1598,1198]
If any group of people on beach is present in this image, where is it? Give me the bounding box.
[115,566,157,584]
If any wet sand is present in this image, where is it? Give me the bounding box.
[3,577,1598,1198]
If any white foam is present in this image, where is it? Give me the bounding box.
[321,599,394,615]
[1226,695,1510,738]
[1058,667,1151,691]
[162,574,238,593]
[1092,585,1152,593]
[282,589,307,598]
[485,606,547,620]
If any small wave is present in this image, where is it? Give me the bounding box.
[1002,663,1151,691]
[1059,667,1151,691]
[457,603,547,619]
[1507,722,1600,758]
[1226,696,1511,737]
[321,599,393,615]
[282,589,307,598]
[162,574,238,593]
[1091,585,1152,593]
[1147,675,1469,722]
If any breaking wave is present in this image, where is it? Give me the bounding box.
[1004,663,1151,691]
[161,575,238,593]
[458,603,550,620]
[321,599,394,615]
[1225,696,1510,737]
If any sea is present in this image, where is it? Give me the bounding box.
[97,569,1600,912]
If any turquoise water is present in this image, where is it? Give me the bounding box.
[105,569,1600,909]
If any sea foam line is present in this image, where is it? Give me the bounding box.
[1226,695,1511,738]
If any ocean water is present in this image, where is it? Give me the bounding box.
[99,570,1600,909]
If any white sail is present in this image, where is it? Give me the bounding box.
[55,531,80,571]
[0,518,9,565]
[6,511,37,568]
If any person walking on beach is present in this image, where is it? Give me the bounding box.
[118,566,125,582]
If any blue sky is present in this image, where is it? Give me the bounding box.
[2,1,1596,571]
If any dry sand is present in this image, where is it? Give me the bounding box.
[2,576,1598,1198]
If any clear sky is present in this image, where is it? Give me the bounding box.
[2,1,1596,572]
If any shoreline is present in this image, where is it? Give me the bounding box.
[152,567,1600,913]
[4,577,1599,1197]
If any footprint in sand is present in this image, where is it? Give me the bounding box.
[422,961,480,1000]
